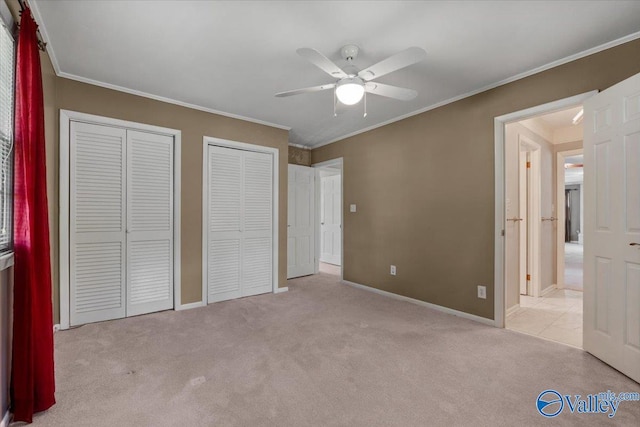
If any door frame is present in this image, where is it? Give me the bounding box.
[556,148,584,289]
[493,91,596,328]
[312,158,344,279]
[518,135,542,297]
[201,136,280,304]
[59,109,182,330]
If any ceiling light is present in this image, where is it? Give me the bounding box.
[335,77,365,105]
[572,108,584,125]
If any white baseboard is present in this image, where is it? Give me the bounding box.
[1,410,10,427]
[275,287,288,294]
[175,301,205,311]
[342,280,494,326]
[541,284,557,297]
[506,304,521,317]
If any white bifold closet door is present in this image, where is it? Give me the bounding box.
[207,145,273,303]
[70,122,174,326]
[126,130,174,316]
[70,122,127,326]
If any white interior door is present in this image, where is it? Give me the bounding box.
[207,145,273,302]
[287,164,315,278]
[126,130,174,316]
[320,173,342,266]
[70,122,126,326]
[584,71,640,383]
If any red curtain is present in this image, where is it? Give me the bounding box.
[10,7,55,423]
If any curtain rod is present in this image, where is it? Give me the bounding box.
[17,0,47,51]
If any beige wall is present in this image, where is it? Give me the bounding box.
[46,78,289,322]
[41,51,58,321]
[288,145,311,166]
[312,39,640,320]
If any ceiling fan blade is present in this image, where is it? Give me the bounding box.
[275,83,336,97]
[365,82,417,101]
[358,47,426,81]
[297,48,348,79]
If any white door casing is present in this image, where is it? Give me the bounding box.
[320,174,342,266]
[126,130,174,316]
[205,142,275,303]
[518,149,527,295]
[494,91,597,329]
[518,137,541,297]
[70,122,127,326]
[584,71,640,383]
[287,164,315,279]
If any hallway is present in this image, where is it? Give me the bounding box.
[564,242,583,291]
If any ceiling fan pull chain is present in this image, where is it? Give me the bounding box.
[334,87,337,117]
[364,90,367,118]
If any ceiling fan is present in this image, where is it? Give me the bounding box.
[276,45,426,115]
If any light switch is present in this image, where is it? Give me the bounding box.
[350,204,357,212]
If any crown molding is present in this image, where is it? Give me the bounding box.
[29,0,291,132]
[310,30,640,149]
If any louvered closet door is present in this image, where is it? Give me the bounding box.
[207,145,273,303]
[242,150,273,297]
[126,130,174,316]
[207,145,243,303]
[70,122,126,326]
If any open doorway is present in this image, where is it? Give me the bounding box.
[313,158,343,279]
[502,103,585,348]
[557,152,584,292]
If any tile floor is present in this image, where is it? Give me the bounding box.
[506,288,583,348]
[319,261,341,276]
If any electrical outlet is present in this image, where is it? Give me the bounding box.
[390,265,396,276]
[477,285,487,299]
[350,204,357,212]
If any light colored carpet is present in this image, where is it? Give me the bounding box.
[28,273,639,426]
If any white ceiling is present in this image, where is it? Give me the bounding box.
[537,106,583,131]
[32,1,640,147]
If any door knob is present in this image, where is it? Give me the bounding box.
[321,222,324,225]
[507,218,523,222]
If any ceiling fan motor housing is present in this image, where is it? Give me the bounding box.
[341,44,360,61]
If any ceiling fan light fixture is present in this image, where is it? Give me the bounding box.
[335,78,365,105]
